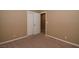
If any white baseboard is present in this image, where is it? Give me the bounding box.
[46,34,79,47]
[0,35,28,45]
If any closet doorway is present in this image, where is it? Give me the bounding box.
[41,13,46,34]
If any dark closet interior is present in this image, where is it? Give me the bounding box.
[41,13,46,34]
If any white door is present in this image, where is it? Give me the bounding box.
[27,11,40,36]
[33,12,40,35]
[27,11,34,36]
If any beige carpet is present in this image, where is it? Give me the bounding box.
[0,34,78,48]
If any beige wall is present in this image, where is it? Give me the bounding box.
[47,11,79,44]
[0,10,27,42]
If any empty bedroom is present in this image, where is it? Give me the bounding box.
[0,10,79,48]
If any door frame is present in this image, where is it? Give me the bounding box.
[40,11,47,35]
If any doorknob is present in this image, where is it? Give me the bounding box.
[33,24,36,26]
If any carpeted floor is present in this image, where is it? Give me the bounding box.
[0,34,78,48]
